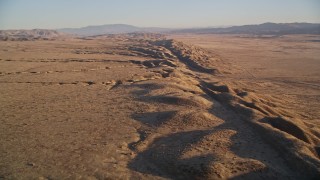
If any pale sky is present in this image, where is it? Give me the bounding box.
[0,0,319,30]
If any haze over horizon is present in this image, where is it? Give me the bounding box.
[0,0,319,30]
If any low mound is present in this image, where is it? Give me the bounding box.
[162,111,223,129]
[142,95,208,108]
[262,117,311,143]
[154,39,220,74]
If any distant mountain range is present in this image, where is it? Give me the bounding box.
[57,24,171,36]
[172,22,320,35]
[57,23,320,36]
[1,23,319,40]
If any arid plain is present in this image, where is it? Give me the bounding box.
[0,33,320,179]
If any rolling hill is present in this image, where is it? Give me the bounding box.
[0,29,66,41]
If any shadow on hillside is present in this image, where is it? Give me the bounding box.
[126,82,296,179]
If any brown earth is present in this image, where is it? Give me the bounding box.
[0,33,319,179]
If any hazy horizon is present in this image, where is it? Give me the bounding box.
[0,0,319,30]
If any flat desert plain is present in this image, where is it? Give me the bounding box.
[0,34,319,179]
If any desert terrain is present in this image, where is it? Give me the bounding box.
[0,33,320,179]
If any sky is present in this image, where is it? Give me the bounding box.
[0,0,319,30]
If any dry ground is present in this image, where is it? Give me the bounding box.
[170,34,320,125]
[0,34,319,179]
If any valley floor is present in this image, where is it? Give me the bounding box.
[0,34,319,179]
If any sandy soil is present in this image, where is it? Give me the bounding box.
[0,34,319,179]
